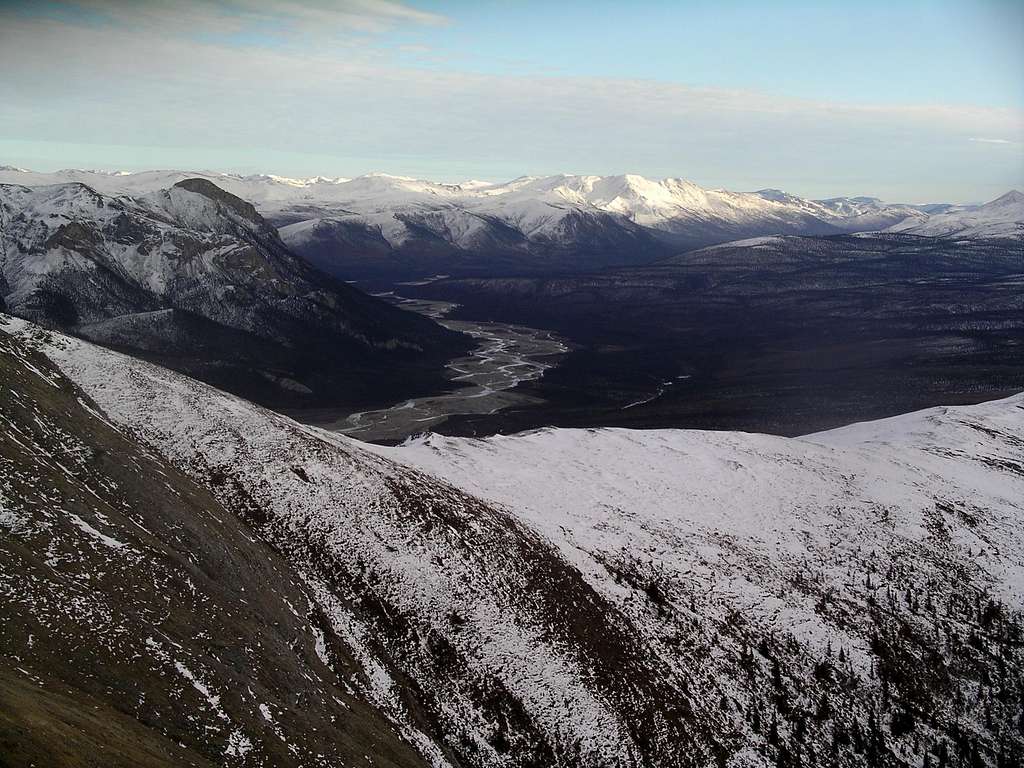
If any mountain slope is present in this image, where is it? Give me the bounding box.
[3,316,710,768]
[0,179,469,410]
[0,324,432,768]
[5,313,1024,767]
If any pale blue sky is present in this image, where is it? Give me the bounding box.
[393,1,1024,108]
[1,0,1022,202]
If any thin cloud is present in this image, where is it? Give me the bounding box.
[3,0,447,37]
[0,3,1021,200]
[969,137,1015,145]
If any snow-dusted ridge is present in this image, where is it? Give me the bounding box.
[4,314,1024,767]
[888,190,1024,239]
[0,165,932,232]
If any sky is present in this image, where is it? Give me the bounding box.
[0,0,1022,202]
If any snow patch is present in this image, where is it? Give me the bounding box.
[67,513,128,550]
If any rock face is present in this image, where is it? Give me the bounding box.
[0,179,470,410]
[4,314,1024,768]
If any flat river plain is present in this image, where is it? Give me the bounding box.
[314,296,567,443]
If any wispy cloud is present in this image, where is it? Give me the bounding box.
[7,0,447,38]
[969,137,1015,145]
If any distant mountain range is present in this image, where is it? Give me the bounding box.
[0,176,468,410]
[2,167,1019,279]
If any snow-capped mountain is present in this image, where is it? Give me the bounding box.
[4,314,1023,767]
[4,166,994,279]
[808,196,929,232]
[0,177,468,409]
[0,167,353,207]
[888,190,1024,239]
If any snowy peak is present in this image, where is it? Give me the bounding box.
[168,177,263,225]
[0,178,466,407]
[0,165,922,232]
[755,188,797,202]
[238,172,351,187]
[989,189,1024,207]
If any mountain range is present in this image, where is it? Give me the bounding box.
[2,164,1021,438]
[3,313,1023,767]
[2,167,1020,279]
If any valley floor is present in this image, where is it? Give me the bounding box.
[400,235,1024,438]
[294,297,567,443]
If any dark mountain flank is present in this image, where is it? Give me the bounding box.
[0,180,471,412]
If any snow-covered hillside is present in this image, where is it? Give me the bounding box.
[0,179,271,313]
[381,404,1024,765]
[5,314,1023,767]
[889,190,1024,239]
[5,166,995,278]
[384,403,1024,616]
[0,323,431,768]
